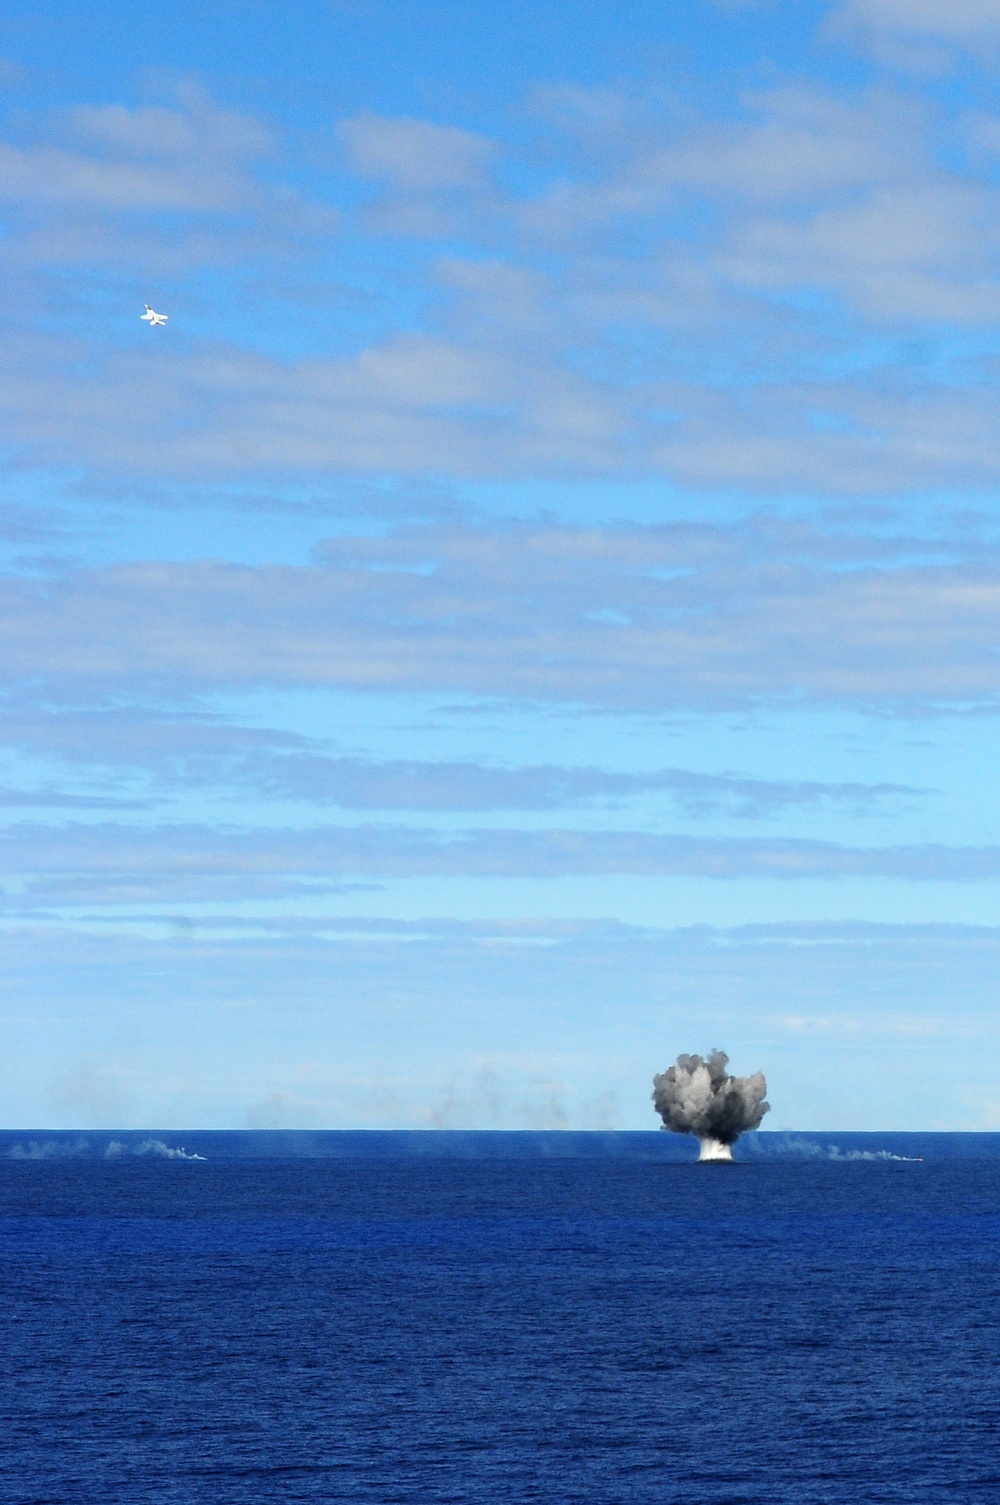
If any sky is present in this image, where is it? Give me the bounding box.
[3,0,1000,1131]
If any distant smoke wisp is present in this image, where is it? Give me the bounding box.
[652,1049,769,1161]
[104,1139,206,1161]
[743,1134,922,1163]
[8,1138,91,1160]
[6,1137,206,1161]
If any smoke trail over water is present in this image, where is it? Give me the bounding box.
[743,1134,922,1162]
[8,1139,91,1160]
[652,1050,769,1160]
[7,1138,206,1161]
[104,1139,206,1161]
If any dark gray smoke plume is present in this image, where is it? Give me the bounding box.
[652,1050,769,1160]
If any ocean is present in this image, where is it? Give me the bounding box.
[1,1131,998,1504]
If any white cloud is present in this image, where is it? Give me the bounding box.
[831,0,1000,66]
[720,180,1000,323]
[0,89,273,213]
[0,142,253,212]
[70,93,272,161]
[0,87,330,296]
[338,112,497,190]
[0,703,916,813]
[0,329,626,479]
[4,819,1000,908]
[7,317,1000,495]
[2,80,1000,492]
[1,516,1000,709]
[836,0,1000,43]
[519,84,1000,328]
[514,83,914,244]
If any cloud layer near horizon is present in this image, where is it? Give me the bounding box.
[5,913,1000,1130]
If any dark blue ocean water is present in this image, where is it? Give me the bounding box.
[2,1132,999,1504]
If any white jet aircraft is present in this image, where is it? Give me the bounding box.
[141,304,168,327]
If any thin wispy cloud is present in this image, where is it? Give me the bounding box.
[4,821,1000,914]
[0,704,918,813]
[831,0,1000,65]
[3,517,999,709]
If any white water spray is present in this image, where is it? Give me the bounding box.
[697,1137,734,1162]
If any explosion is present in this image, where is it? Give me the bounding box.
[652,1049,770,1161]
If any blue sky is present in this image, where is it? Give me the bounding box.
[3,0,1000,1130]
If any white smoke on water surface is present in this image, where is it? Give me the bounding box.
[8,1138,91,1160]
[7,1138,206,1160]
[104,1139,206,1160]
[744,1134,923,1163]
